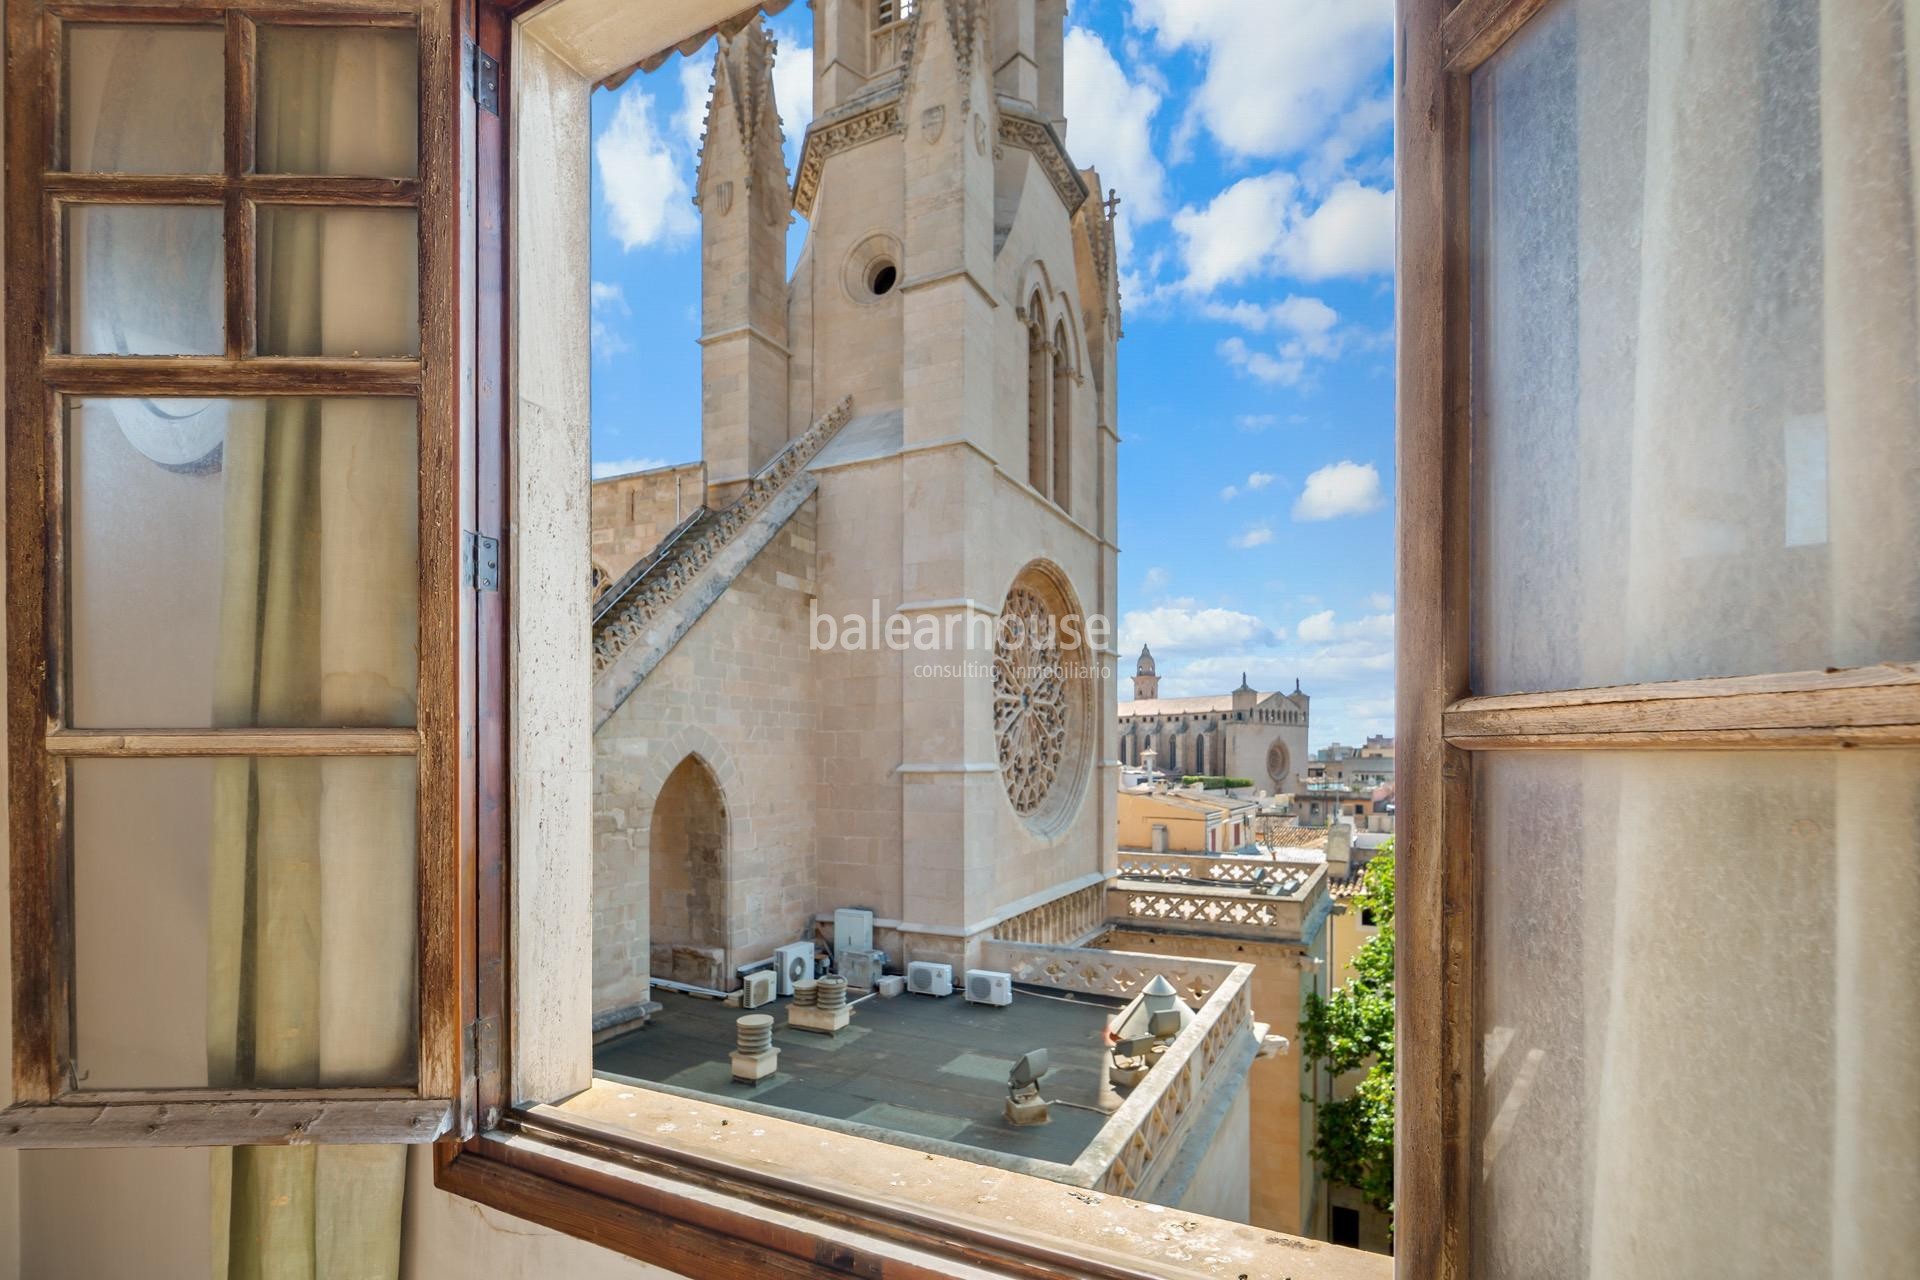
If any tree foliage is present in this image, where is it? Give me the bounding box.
[1298,842,1395,1219]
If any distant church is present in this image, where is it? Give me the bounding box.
[588,0,1122,1017]
[1117,645,1310,786]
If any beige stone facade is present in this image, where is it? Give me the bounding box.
[590,461,706,594]
[591,0,1122,1017]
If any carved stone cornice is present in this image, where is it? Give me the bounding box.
[592,396,854,678]
[998,109,1090,215]
[792,97,905,217]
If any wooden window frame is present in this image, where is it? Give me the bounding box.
[1396,0,1920,1274]
[2,0,464,1146]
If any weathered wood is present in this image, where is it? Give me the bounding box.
[8,0,59,1108]
[0,1096,453,1147]
[224,12,255,357]
[1397,0,1473,1272]
[1445,666,1920,744]
[44,174,419,203]
[47,2,413,18]
[414,0,462,1119]
[41,354,421,395]
[471,0,510,1131]
[45,728,420,755]
[1441,0,1551,72]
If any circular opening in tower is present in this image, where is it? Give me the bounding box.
[868,262,898,296]
[993,565,1093,835]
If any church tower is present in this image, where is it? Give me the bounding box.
[696,19,791,500]
[1133,645,1159,700]
[789,0,1124,961]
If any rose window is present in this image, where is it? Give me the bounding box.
[994,584,1069,816]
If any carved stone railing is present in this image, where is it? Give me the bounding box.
[974,940,1256,1201]
[1090,962,1253,1199]
[592,396,852,676]
[989,880,1105,946]
[1115,851,1316,896]
[979,938,1242,1007]
[1110,885,1300,938]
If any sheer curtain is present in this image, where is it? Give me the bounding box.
[1471,0,1920,1275]
[208,32,418,1280]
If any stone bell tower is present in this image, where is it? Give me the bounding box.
[789,0,1122,962]
[696,19,791,501]
[1133,645,1160,700]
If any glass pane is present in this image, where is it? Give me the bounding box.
[1473,750,1920,1277]
[257,208,419,357]
[63,204,223,355]
[71,756,418,1091]
[256,26,418,178]
[62,24,224,174]
[1469,0,1920,694]
[66,397,418,728]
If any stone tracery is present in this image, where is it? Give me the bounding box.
[995,582,1070,816]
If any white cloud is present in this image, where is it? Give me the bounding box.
[597,88,697,251]
[673,54,714,155]
[1063,27,1166,261]
[1174,173,1394,292]
[1219,336,1302,387]
[1131,0,1392,161]
[1246,471,1276,491]
[590,281,632,359]
[1204,294,1339,341]
[1220,484,1240,502]
[1120,605,1274,652]
[1236,413,1279,432]
[1230,524,1275,549]
[1297,609,1337,643]
[1294,461,1385,521]
[1369,591,1393,611]
[1142,566,1171,593]
[770,40,815,170]
[591,281,629,314]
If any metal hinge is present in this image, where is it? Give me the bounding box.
[465,1015,501,1079]
[467,38,500,115]
[463,530,501,591]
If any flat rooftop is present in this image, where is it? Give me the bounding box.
[596,986,1124,1167]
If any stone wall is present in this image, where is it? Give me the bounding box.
[593,498,821,1017]
[590,462,707,586]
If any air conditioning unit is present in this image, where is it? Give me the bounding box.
[773,942,814,996]
[964,969,1013,1007]
[906,961,954,998]
[841,948,886,990]
[740,969,777,1009]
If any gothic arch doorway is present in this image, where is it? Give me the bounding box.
[651,755,729,989]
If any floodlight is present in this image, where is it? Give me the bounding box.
[1009,1049,1049,1090]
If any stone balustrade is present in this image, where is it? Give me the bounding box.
[1116,850,1319,895]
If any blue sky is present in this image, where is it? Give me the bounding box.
[587,0,1397,751]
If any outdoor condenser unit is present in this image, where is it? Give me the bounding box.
[964,969,1013,1007]
[773,941,814,996]
[741,969,777,1009]
[905,961,954,997]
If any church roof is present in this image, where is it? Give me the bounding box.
[1119,686,1307,717]
[1118,694,1236,716]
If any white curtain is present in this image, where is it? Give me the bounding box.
[209,30,418,1280]
[1473,1,1920,1275]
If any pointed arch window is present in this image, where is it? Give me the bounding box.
[1051,321,1072,514]
[1026,299,1051,497]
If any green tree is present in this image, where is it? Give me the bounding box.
[1298,842,1395,1221]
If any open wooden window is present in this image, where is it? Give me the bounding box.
[1401,0,1920,1273]
[2,0,463,1147]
